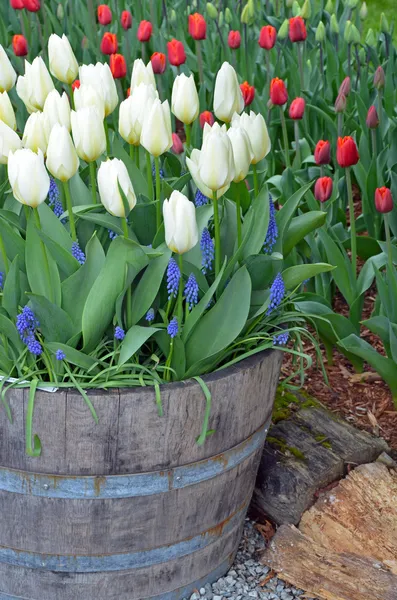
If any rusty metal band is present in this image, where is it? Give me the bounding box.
[0,418,270,499]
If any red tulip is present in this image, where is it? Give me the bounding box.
[199,111,215,128]
[374,66,385,89]
[289,17,307,43]
[228,31,241,49]
[314,177,333,203]
[366,106,379,129]
[259,25,277,50]
[97,4,112,25]
[289,97,305,120]
[171,133,184,154]
[314,140,331,165]
[339,76,351,97]
[188,13,206,40]
[167,39,186,66]
[240,82,255,106]
[270,78,288,105]
[337,136,359,168]
[126,87,131,97]
[375,187,393,213]
[110,54,126,79]
[100,32,118,55]
[334,92,347,113]
[137,20,152,42]
[23,0,40,10]
[10,0,24,9]
[121,10,132,30]
[72,80,81,91]
[12,34,28,56]
[151,52,166,74]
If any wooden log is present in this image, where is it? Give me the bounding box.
[261,524,397,600]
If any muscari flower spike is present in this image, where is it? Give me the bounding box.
[71,241,86,265]
[194,189,209,207]
[184,273,199,310]
[267,273,285,316]
[48,176,59,207]
[114,326,125,341]
[166,257,181,299]
[167,316,179,338]
[0,271,4,290]
[146,308,155,322]
[263,196,278,254]
[55,349,66,361]
[273,331,289,346]
[108,229,118,240]
[200,228,215,274]
[53,198,64,219]
[152,162,165,179]
[16,306,42,356]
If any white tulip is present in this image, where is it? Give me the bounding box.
[71,107,106,163]
[79,63,118,117]
[213,61,244,123]
[232,111,271,164]
[48,34,79,85]
[163,191,199,254]
[0,45,17,93]
[140,99,173,157]
[97,158,137,218]
[186,149,230,200]
[171,73,199,125]
[8,148,50,208]
[43,90,71,131]
[74,84,105,121]
[0,92,16,130]
[46,124,79,182]
[0,120,22,164]
[16,57,55,113]
[119,83,158,146]
[197,122,235,192]
[227,126,253,183]
[22,112,51,155]
[130,59,156,90]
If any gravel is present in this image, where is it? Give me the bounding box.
[184,519,316,600]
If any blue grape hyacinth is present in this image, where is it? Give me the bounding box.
[0,271,4,290]
[152,162,164,179]
[71,241,86,265]
[200,228,215,274]
[114,326,125,341]
[166,258,181,299]
[48,177,59,207]
[16,306,42,356]
[194,189,209,207]
[146,308,155,322]
[263,196,278,254]
[167,317,179,338]
[184,274,199,310]
[273,332,289,346]
[55,349,66,361]
[267,273,285,315]
[108,229,118,240]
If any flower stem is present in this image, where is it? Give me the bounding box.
[279,107,290,168]
[346,167,357,278]
[337,112,344,137]
[347,43,352,80]
[146,151,153,201]
[236,182,242,248]
[89,161,98,205]
[297,42,304,92]
[177,253,184,330]
[154,155,161,230]
[129,144,134,161]
[33,208,54,303]
[122,218,132,328]
[0,233,9,276]
[378,89,383,129]
[252,163,259,197]
[104,119,111,155]
[212,191,221,279]
[185,123,191,149]
[135,146,140,170]
[62,181,77,241]
[371,128,377,157]
[294,120,301,167]
[68,84,75,110]
[195,40,204,87]
[384,214,394,274]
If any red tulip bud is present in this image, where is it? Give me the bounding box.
[339,76,351,97]
[12,34,28,57]
[228,30,241,49]
[110,53,126,79]
[314,177,333,202]
[171,133,184,154]
[199,111,215,128]
[334,91,347,113]
[121,10,132,30]
[97,4,112,25]
[314,140,331,165]
[72,80,81,91]
[270,78,288,105]
[374,66,385,89]
[137,20,152,42]
[289,97,305,120]
[337,136,359,168]
[289,17,307,43]
[100,32,118,55]
[23,0,40,11]
[10,0,24,9]
[366,106,379,129]
[375,187,393,213]
[188,13,206,40]
[259,25,277,50]
[167,39,186,66]
[240,81,255,106]
[151,52,166,74]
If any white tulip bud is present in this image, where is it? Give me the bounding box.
[0,120,22,164]
[0,45,17,93]
[74,84,105,121]
[130,59,156,90]
[8,148,50,208]
[79,63,118,117]
[171,73,199,125]
[186,149,230,200]
[71,107,106,163]
[213,61,244,123]
[163,191,199,254]
[46,124,79,182]
[0,91,16,130]
[197,122,235,192]
[48,34,79,85]
[22,112,51,155]
[98,158,137,218]
[231,111,271,164]
[227,126,253,183]
[16,57,55,113]
[119,83,158,146]
[140,98,173,157]
[43,89,71,131]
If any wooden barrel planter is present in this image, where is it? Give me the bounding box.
[0,350,282,600]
